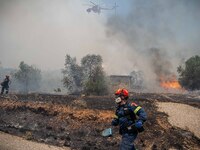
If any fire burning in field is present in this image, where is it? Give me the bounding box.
[159,75,182,90]
[160,80,182,89]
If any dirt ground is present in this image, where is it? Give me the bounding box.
[0,93,200,150]
[157,102,200,139]
[0,131,70,150]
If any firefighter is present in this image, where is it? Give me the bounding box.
[111,88,147,150]
[1,75,11,95]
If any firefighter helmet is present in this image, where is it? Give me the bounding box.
[115,88,129,99]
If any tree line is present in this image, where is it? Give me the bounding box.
[1,54,200,94]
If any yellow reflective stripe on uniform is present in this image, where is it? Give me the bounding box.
[114,115,118,119]
[134,106,142,114]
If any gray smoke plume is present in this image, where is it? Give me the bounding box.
[105,0,200,91]
[0,0,200,92]
[148,48,172,80]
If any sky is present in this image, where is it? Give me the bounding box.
[0,0,130,71]
[0,0,200,85]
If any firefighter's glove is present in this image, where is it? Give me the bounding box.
[135,120,143,128]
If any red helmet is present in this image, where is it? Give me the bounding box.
[115,88,129,99]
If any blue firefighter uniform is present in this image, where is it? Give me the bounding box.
[1,76,11,95]
[111,102,147,150]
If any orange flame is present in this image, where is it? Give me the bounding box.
[159,75,182,90]
[160,80,182,89]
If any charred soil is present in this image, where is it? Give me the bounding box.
[0,93,200,150]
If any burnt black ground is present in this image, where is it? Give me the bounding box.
[0,93,200,150]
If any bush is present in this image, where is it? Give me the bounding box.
[177,55,200,90]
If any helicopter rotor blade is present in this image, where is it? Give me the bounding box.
[90,1,96,6]
[113,2,119,9]
[100,3,119,10]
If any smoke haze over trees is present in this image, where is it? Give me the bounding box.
[62,55,83,94]
[62,54,108,95]
[0,66,66,94]
[14,61,41,93]
[105,0,200,91]
[0,0,200,92]
[130,70,144,90]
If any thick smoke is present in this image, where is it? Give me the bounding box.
[0,0,200,92]
[150,48,174,77]
[0,0,107,70]
[105,0,200,91]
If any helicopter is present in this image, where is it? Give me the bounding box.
[85,1,118,14]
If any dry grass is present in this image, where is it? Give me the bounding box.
[0,99,113,123]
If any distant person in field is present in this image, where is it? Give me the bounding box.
[1,75,11,95]
[111,88,147,150]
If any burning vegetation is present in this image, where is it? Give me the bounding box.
[160,80,182,90]
[159,75,183,91]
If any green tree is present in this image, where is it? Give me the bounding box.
[14,61,41,93]
[81,54,108,95]
[177,55,200,90]
[62,55,83,93]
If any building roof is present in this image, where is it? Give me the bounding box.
[110,75,132,78]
